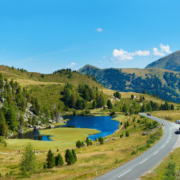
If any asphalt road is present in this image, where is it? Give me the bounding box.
[96,113,179,180]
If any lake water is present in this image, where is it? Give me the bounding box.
[62,115,119,141]
[12,115,119,141]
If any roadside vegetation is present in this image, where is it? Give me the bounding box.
[141,147,180,180]
[150,110,180,123]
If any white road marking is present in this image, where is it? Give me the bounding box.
[153,151,159,155]
[118,169,131,178]
[162,145,165,148]
[140,159,148,164]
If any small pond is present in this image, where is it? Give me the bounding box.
[11,115,119,141]
[12,129,52,141]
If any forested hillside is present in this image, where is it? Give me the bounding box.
[79,65,180,103]
[146,50,180,71]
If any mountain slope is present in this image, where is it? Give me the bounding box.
[79,65,180,103]
[146,50,180,71]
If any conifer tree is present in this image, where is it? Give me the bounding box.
[126,131,129,137]
[55,154,64,166]
[70,94,76,107]
[92,101,96,109]
[46,150,55,168]
[6,105,18,131]
[1,121,7,136]
[19,115,24,126]
[20,143,36,174]
[65,149,75,165]
[86,137,90,146]
[72,149,77,162]
[32,116,36,126]
[107,100,113,109]
[0,74,4,89]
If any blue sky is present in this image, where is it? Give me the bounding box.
[0,0,180,73]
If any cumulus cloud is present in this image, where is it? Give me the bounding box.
[153,47,164,56]
[111,49,150,62]
[96,28,103,32]
[160,43,171,53]
[134,50,150,56]
[67,62,76,68]
[2,49,5,52]
[153,43,171,56]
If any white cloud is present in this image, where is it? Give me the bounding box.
[134,50,150,56]
[102,56,106,58]
[153,43,171,56]
[96,28,103,32]
[99,61,103,63]
[67,62,76,68]
[160,43,171,53]
[2,49,5,52]
[153,47,164,56]
[111,49,150,62]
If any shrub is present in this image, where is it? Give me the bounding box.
[81,142,84,147]
[120,134,123,138]
[137,120,140,123]
[98,137,104,145]
[131,151,136,155]
[133,117,136,122]
[110,111,115,116]
[43,163,47,169]
[73,110,77,116]
[146,143,151,148]
[139,146,146,151]
[126,131,129,137]
[164,162,176,179]
[147,139,155,144]
[76,140,82,148]
[85,110,90,114]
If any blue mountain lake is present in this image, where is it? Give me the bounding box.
[12,115,119,141]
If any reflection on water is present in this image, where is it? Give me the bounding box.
[12,129,52,141]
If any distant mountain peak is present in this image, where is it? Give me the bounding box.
[78,64,99,74]
[146,50,180,71]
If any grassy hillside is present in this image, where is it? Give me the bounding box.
[146,50,180,72]
[79,64,180,103]
[0,65,178,111]
[0,65,104,88]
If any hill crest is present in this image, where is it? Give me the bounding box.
[146,50,180,71]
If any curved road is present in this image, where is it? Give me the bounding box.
[96,113,179,180]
